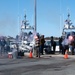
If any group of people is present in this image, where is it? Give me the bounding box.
[35,34,45,58]
[35,34,75,57]
[1,33,75,57]
[59,35,75,55]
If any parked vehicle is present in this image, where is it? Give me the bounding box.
[44,40,59,54]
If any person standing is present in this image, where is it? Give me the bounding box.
[35,34,40,58]
[51,36,56,54]
[40,35,45,55]
[69,35,75,55]
[1,38,6,55]
[53,41,56,54]
[62,36,69,55]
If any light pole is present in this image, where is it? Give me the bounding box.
[33,0,37,56]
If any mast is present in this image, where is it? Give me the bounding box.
[24,13,29,29]
[62,9,75,37]
[62,11,71,36]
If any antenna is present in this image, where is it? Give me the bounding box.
[67,8,70,20]
[63,13,64,29]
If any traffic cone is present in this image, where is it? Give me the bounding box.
[64,50,68,59]
[29,51,33,58]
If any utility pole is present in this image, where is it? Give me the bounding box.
[33,0,37,57]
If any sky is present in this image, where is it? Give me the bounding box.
[0,0,75,38]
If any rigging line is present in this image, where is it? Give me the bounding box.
[59,0,62,36]
[18,0,20,35]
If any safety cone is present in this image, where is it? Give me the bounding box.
[29,51,33,58]
[64,50,68,59]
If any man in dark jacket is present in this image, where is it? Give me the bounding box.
[51,36,56,54]
[40,35,45,55]
[53,41,56,54]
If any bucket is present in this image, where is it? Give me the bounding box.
[8,52,13,59]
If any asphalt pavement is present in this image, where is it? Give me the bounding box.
[0,53,75,75]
